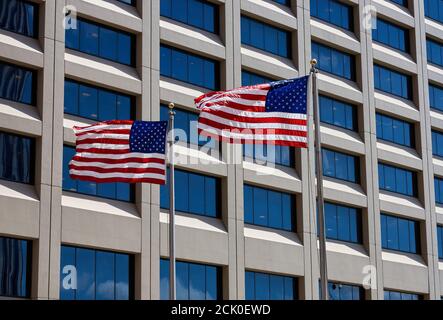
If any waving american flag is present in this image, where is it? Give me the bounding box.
[195,75,309,148]
[69,120,168,185]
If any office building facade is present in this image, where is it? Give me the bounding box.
[0,0,443,300]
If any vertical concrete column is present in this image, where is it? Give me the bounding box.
[223,0,243,300]
[364,0,386,300]
[48,0,67,300]
[134,0,155,300]
[296,0,315,300]
[148,0,162,300]
[360,0,382,300]
[32,0,57,300]
[415,0,440,299]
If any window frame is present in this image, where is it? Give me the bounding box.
[60,244,135,300]
[0,60,37,106]
[378,162,417,197]
[65,17,136,66]
[376,112,415,148]
[322,148,360,184]
[0,0,39,38]
[64,78,136,121]
[380,213,421,254]
[311,41,356,81]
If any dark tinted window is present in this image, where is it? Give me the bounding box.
[244,185,295,231]
[160,259,221,300]
[425,0,443,24]
[322,148,359,183]
[0,0,37,37]
[381,213,420,254]
[376,113,414,147]
[373,19,409,52]
[65,18,135,66]
[160,0,218,33]
[245,271,297,300]
[160,169,221,218]
[0,236,31,298]
[310,0,353,31]
[328,282,363,300]
[0,131,34,184]
[427,38,443,67]
[320,95,357,131]
[160,45,219,90]
[324,202,361,243]
[64,79,134,121]
[384,290,421,300]
[378,163,416,196]
[0,61,35,105]
[241,16,291,58]
[434,177,443,204]
[312,42,355,80]
[429,83,443,111]
[60,245,134,300]
[374,64,412,100]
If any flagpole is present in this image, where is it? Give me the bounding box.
[310,59,329,300]
[168,102,176,300]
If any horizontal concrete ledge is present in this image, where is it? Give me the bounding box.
[67,0,142,33]
[244,225,304,276]
[65,50,142,95]
[243,162,302,194]
[62,193,141,253]
[0,100,42,137]
[0,180,39,239]
[382,250,429,294]
[160,211,229,266]
[379,191,425,220]
[0,30,43,69]
[160,78,206,109]
[160,18,226,61]
[377,141,423,171]
[241,0,297,30]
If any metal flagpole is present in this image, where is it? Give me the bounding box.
[310,59,329,300]
[168,102,176,300]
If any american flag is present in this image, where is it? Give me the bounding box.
[195,75,309,148]
[69,120,168,185]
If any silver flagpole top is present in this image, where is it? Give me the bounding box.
[310,59,318,73]
[168,102,175,115]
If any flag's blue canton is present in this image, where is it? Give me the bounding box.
[265,75,309,114]
[129,121,168,154]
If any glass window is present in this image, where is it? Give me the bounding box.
[373,64,412,100]
[311,42,355,80]
[62,145,134,202]
[160,104,215,149]
[434,177,443,204]
[160,259,221,300]
[310,0,353,31]
[389,0,408,6]
[438,225,443,259]
[64,79,134,121]
[328,282,363,300]
[384,290,421,300]
[160,168,220,218]
[160,45,219,90]
[324,202,361,243]
[160,0,218,33]
[322,148,359,183]
[0,236,31,298]
[245,271,296,300]
[376,113,414,147]
[60,245,133,300]
[378,163,416,196]
[117,0,136,5]
[427,38,443,67]
[381,213,420,254]
[429,83,443,112]
[373,19,409,53]
[241,16,291,58]
[0,0,37,37]
[425,0,443,24]
[273,0,290,6]
[432,130,443,157]
[0,60,36,105]
[0,131,34,184]
[244,185,295,231]
[65,18,135,66]
[319,95,357,131]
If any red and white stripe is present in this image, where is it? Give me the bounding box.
[69,120,166,185]
[195,83,308,148]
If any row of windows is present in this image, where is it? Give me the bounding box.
[311,42,355,81]
[0,234,432,300]
[381,213,420,254]
[372,18,409,53]
[244,185,294,231]
[376,113,414,148]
